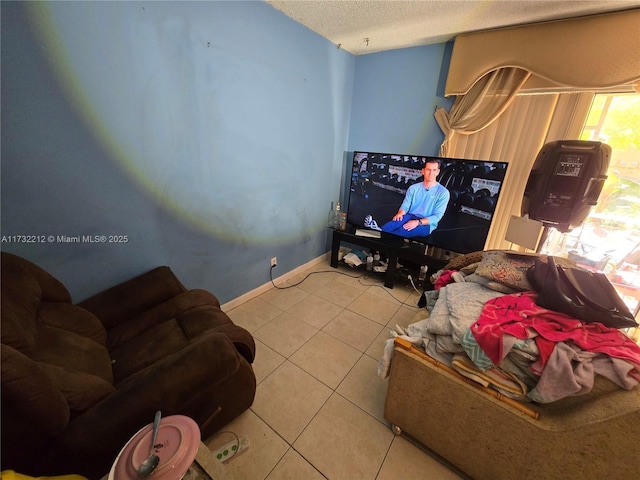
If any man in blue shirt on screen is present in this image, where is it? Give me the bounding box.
[380,159,450,238]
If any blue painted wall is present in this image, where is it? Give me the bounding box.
[1,1,452,303]
[343,44,454,204]
[349,44,454,157]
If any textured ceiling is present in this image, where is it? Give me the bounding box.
[266,0,640,55]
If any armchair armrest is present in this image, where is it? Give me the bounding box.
[212,323,256,364]
[78,267,190,328]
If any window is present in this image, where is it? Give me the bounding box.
[542,93,640,334]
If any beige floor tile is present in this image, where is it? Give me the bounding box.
[399,288,424,308]
[322,309,384,352]
[251,361,332,444]
[290,331,361,389]
[385,304,427,329]
[286,269,335,293]
[315,280,364,308]
[286,294,343,329]
[347,291,400,325]
[332,269,372,291]
[363,305,426,359]
[377,436,464,480]
[336,354,389,424]
[265,448,325,480]
[294,393,394,480]
[253,340,286,385]
[298,260,336,275]
[219,257,463,480]
[260,285,310,311]
[365,327,393,361]
[253,311,318,358]
[203,409,289,480]
[366,281,414,304]
[226,297,284,333]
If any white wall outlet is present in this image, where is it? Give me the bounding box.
[271,257,277,267]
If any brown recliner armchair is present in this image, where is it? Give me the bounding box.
[1,252,256,479]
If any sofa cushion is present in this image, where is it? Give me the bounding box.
[1,252,71,302]
[475,250,537,290]
[78,266,188,328]
[105,289,225,350]
[39,302,107,346]
[32,323,113,384]
[39,363,115,415]
[109,315,212,383]
[1,259,41,351]
[1,344,70,435]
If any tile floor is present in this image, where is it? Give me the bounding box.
[204,258,466,480]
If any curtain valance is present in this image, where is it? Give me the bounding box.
[445,9,640,96]
[435,67,530,156]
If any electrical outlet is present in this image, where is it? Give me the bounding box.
[271,257,277,267]
[212,434,250,463]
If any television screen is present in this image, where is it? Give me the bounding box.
[346,151,509,254]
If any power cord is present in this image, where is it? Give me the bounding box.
[357,277,423,308]
[269,264,422,309]
[407,274,422,295]
[269,264,366,289]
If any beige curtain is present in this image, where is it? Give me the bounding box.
[438,92,593,251]
[446,9,640,95]
[434,67,531,157]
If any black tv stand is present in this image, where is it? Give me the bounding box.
[329,227,449,288]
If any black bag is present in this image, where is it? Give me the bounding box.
[526,256,638,329]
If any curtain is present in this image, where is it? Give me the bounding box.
[436,92,593,251]
[446,9,640,96]
[434,67,531,157]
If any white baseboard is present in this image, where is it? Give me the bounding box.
[221,252,330,312]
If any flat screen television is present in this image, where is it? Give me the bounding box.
[346,151,509,254]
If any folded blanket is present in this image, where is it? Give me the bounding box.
[452,352,529,401]
[425,287,453,336]
[529,341,640,403]
[421,289,440,312]
[381,283,505,378]
[472,292,640,374]
[465,273,518,294]
[499,355,539,389]
[436,334,464,354]
[425,282,503,340]
[445,282,504,344]
[423,332,454,365]
[378,319,432,379]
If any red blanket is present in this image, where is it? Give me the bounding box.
[471,291,640,378]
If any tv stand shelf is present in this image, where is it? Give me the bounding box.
[329,227,449,289]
